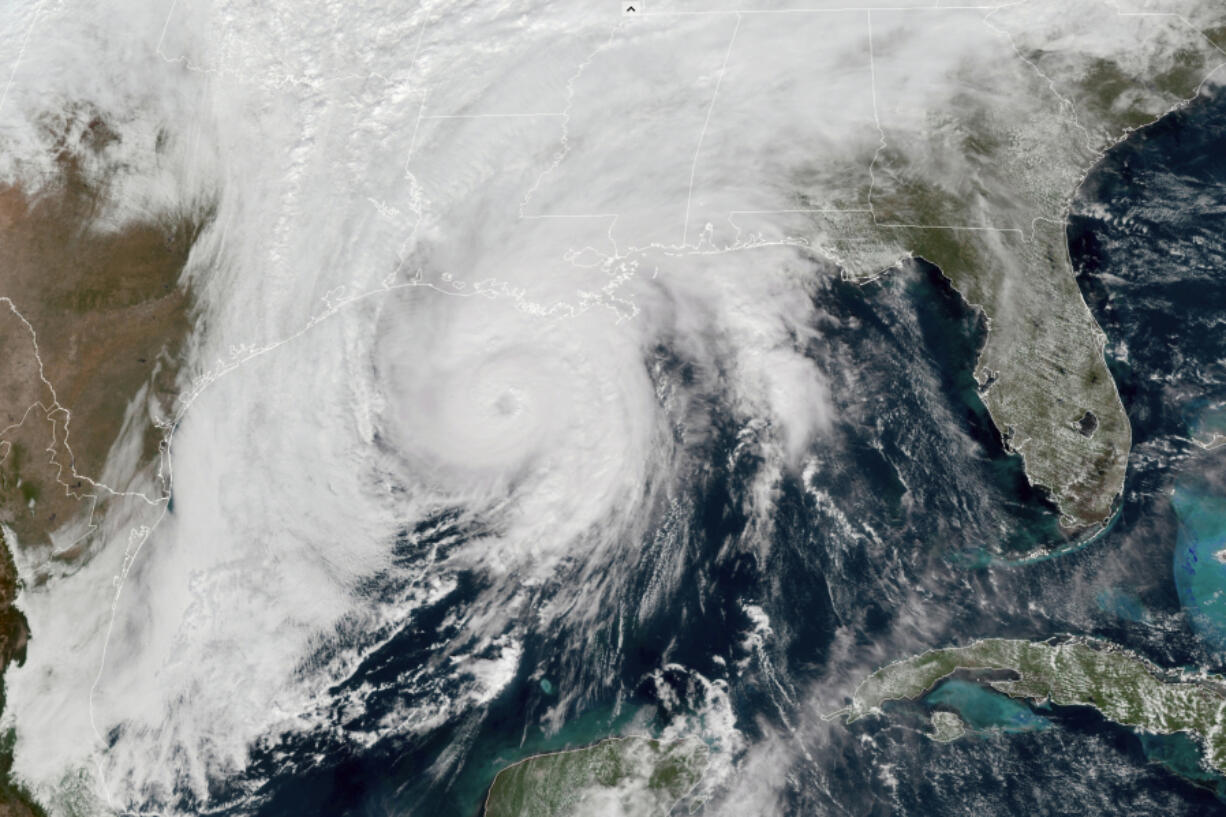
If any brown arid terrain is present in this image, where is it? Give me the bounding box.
[0,111,208,814]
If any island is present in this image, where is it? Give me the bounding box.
[838,638,1226,774]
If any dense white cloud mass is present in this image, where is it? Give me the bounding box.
[0,0,836,810]
[0,0,1220,813]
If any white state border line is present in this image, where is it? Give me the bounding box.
[419,112,566,119]
[681,14,742,247]
[632,5,1011,16]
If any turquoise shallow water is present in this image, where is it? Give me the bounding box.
[1172,488,1226,652]
[1096,587,1150,624]
[924,679,1050,733]
[448,701,647,812]
[1140,732,1225,797]
[1184,400,1226,448]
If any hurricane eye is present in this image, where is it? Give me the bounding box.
[493,389,524,417]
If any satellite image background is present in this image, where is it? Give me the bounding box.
[0,1,1224,815]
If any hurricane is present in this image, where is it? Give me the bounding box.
[0,1,841,811]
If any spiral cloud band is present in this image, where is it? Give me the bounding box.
[0,0,845,810]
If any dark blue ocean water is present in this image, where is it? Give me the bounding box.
[221,87,1226,817]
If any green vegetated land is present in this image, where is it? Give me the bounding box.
[824,10,1226,531]
[844,638,1226,773]
[483,737,708,817]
